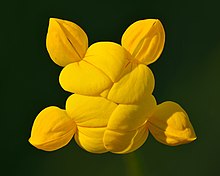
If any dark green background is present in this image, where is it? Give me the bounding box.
[1,0,220,175]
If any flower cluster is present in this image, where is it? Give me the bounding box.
[29,18,196,154]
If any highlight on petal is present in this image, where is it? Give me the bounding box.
[147,101,196,146]
[66,94,117,127]
[107,94,156,131]
[84,42,130,82]
[46,18,88,67]
[59,60,112,95]
[122,19,165,65]
[29,106,76,151]
[107,63,155,104]
[103,124,148,154]
[75,126,107,153]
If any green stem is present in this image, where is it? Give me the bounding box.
[123,152,144,176]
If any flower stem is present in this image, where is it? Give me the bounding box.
[123,152,144,176]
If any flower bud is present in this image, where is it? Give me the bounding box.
[147,101,196,146]
[29,106,76,151]
[46,18,88,67]
[122,19,165,65]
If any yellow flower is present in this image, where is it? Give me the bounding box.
[29,18,196,154]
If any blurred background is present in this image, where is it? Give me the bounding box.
[1,0,220,175]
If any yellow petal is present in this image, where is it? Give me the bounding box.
[107,94,156,131]
[103,124,148,154]
[29,106,76,151]
[66,94,117,127]
[147,101,196,146]
[59,60,112,95]
[46,18,88,67]
[107,63,155,104]
[123,125,149,154]
[84,42,129,82]
[122,19,165,65]
[75,126,107,153]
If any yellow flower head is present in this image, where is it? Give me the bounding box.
[29,18,196,154]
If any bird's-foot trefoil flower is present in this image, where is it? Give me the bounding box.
[29,18,196,154]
